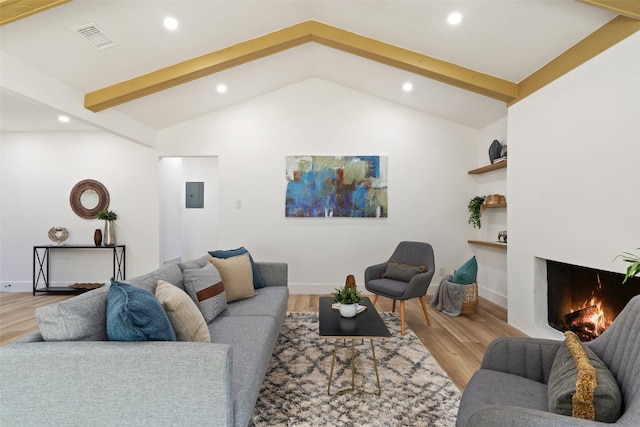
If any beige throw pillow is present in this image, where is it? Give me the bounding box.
[208,253,255,302]
[155,280,210,343]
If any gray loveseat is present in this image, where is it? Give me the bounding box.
[0,255,288,427]
[457,294,640,426]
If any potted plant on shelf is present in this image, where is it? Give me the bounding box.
[97,209,117,246]
[468,196,485,229]
[332,286,361,318]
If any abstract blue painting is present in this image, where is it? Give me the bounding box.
[285,155,388,218]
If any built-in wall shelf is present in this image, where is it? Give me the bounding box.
[468,160,507,175]
[468,240,507,250]
[484,203,507,208]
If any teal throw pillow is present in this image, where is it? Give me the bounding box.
[106,279,176,341]
[452,256,478,285]
[208,247,266,289]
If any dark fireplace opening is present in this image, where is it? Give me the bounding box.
[547,260,640,341]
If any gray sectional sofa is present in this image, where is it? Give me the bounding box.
[0,255,289,427]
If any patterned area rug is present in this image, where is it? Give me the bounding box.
[250,312,461,427]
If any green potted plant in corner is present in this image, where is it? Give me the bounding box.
[332,286,361,318]
[97,209,117,246]
[618,249,640,284]
[468,196,485,229]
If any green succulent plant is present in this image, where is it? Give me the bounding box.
[332,287,361,305]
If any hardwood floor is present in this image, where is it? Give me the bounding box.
[0,292,525,391]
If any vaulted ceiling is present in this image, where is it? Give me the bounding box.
[1,0,638,140]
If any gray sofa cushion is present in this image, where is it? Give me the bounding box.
[457,369,549,427]
[125,263,184,293]
[35,286,109,341]
[178,255,209,271]
[219,286,288,326]
[208,315,279,427]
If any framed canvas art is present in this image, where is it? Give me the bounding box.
[285,155,388,218]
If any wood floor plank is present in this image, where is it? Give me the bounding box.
[0,292,526,390]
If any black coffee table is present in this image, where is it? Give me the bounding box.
[319,296,391,396]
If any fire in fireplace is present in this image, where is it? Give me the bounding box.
[547,260,640,341]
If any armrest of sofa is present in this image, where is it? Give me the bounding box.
[0,341,234,426]
[480,337,562,384]
[467,406,616,426]
[255,262,288,287]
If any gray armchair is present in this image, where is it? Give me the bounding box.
[457,294,640,426]
[364,241,435,335]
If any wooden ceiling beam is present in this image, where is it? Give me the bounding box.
[512,15,640,105]
[0,0,70,26]
[308,21,517,103]
[84,20,517,112]
[578,0,640,20]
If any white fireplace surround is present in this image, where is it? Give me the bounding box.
[506,32,640,338]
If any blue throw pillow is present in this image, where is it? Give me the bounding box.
[452,256,478,285]
[208,247,266,289]
[106,279,176,341]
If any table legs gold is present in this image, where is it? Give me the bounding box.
[327,339,382,396]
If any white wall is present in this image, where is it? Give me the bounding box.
[0,78,506,299]
[507,32,640,338]
[0,132,161,291]
[158,78,483,293]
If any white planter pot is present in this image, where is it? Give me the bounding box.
[339,303,357,318]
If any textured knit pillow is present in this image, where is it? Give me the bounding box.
[155,280,211,342]
[183,263,227,323]
[548,331,622,422]
[106,279,176,341]
[208,253,255,302]
[383,260,427,282]
[209,247,266,289]
[452,256,478,285]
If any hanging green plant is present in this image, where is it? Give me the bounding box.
[468,196,485,229]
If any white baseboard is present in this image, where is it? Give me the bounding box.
[477,284,507,308]
[0,281,32,292]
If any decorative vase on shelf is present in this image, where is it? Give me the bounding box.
[103,221,115,246]
[339,303,357,318]
[93,229,102,246]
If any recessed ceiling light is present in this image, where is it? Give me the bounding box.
[402,82,413,92]
[216,84,227,94]
[163,17,178,31]
[448,12,463,26]
[58,115,70,123]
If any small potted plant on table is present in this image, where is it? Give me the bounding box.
[332,286,361,318]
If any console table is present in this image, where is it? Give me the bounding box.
[33,245,125,295]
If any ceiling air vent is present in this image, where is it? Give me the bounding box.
[71,23,116,50]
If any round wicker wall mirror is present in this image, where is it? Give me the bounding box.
[69,179,110,219]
